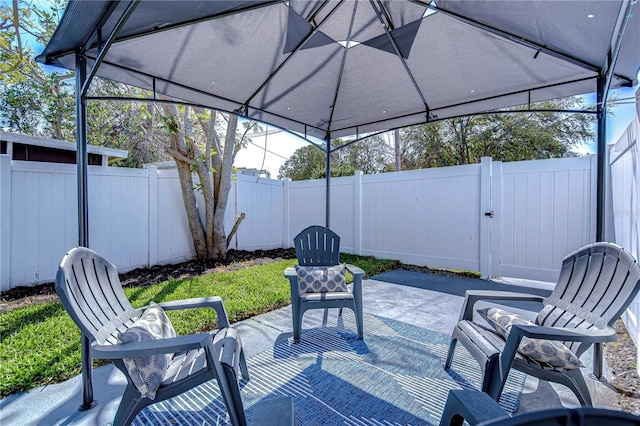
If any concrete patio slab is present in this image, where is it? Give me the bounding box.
[0,271,623,425]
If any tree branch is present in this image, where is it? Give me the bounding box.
[12,0,23,59]
[226,213,246,248]
[165,147,197,166]
[234,121,256,158]
[193,106,215,170]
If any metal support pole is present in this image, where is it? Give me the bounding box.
[75,52,96,411]
[594,0,637,242]
[79,334,96,410]
[76,53,89,249]
[325,138,331,228]
[71,3,140,411]
[596,76,607,243]
[592,0,637,372]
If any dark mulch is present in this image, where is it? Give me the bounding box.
[117,248,298,288]
[606,320,640,414]
[0,248,297,307]
[0,247,637,413]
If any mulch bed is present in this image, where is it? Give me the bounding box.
[606,320,640,414]
[0,248,298,309]
[0,248,638,414]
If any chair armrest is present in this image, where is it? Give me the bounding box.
[156,297,231,328]
[460,290,545,320]
[345,264,365,277]
[508,324,617,344]
[345,264,365,295]
[91,332,211,359]
[497,324,618,373]
[284,266,297,278]
[284,266,300,300]
[439,389,508,426]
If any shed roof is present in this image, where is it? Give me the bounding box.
[0,131,129,160]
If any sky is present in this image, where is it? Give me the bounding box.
[233,127,310,179]
[609,84,640,138]
[577,84,640,154]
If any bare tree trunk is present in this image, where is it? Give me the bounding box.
[160,103,244,260]
[193,109,217,258]
[227,212,246,249]
[162,103,208,259]
[193,158,215,257]
[176,158,208,258]
[210,114,240,258]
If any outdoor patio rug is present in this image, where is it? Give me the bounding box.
[133,313,526,425]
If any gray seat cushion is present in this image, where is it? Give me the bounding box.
[478,307,583,370]
[296,264,348,294]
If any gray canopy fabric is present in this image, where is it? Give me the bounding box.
[38,0,639,141]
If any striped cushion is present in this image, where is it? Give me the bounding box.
[117,302,177,399]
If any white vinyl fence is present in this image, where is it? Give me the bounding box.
[2,135,638,370]
[609,116,640,360]
[1,154,600,290]
[0,159,289,290]
[496,157,597,281]
[287,157,596,283]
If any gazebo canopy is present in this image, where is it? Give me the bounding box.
[38,0,640,141]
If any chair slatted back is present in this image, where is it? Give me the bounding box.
[537,243,640,354]
[293,226,341,266]
[56,247,139,345]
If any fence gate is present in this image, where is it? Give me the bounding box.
[484,156,596,282]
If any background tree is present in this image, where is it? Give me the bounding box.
[86,79,169,168]
[1,0,74,139]
[400,98,594,169]
[278,144,327,180]
[281,98,594,180]
[278,135,391,180]
[1,1,168,166]
[337,135,392,174]
[162,104,251,259]
[399,121,450,169]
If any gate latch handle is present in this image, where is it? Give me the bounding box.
[484,211,494,218]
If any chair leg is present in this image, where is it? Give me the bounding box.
[222,363,247,426]
[484,356,505,399]
[446,326,502,399]
[439,390,508,426]
[113,385,147,426]
[561,368,593,407]
[354,307,363,341]
[292,300,302,343]
[445,336,458,369]
[239,346,250,381]
[353,289,364,340]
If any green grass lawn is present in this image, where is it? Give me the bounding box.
[0,254,399,398]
